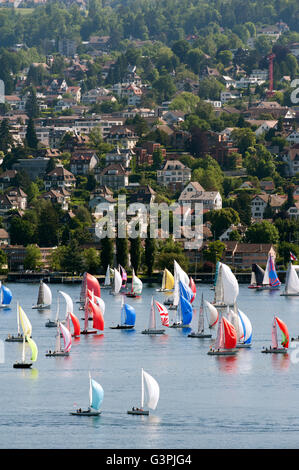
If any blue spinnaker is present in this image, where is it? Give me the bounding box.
[123,304,136,326]
[91,379,104,411]
[2,285,12,305]
[180,294,193,325]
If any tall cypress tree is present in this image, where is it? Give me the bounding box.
[25,117,39,150]
[145,227,156,277]
[0,119,13,153]
[100,236,114,271]
[25,86,40,119]
[130,236,143,274]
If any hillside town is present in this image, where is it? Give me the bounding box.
[0,0,298,276]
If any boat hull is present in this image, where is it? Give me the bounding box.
[170,323,190,329]
[237,343,252,348]
[70,411,101,416]
[280,293,299,296]
[207,348,238,356]
[45,321,58,328]
[110,325,134,330]
[127,409,149,416]
[80,329,98,335]
[32,304,51,309]
[261,347,288,354]
[5,335,27,342]
[45,351,70,357]
[141,329,165,335]
[13,362,32,368]
[188,332,212,338]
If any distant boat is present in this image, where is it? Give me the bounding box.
[32,280,52,309]
[280,262,299,296]
[45,290,64,327]
[78,272,101,303]
[142,297,165,335]
[237,308,253,348]
[46,321,72,357]
[248,264,264,289]
[127,368,159,416]
[81,297,104,335]
[110,297,136,330]
[188,293,212,338]
[126,269,143,298]
[119,265,127,289]
[207,311,238,356]
[156,268,174,292]
[170,281,193,328]
[0,281,12,308]
[257,254,281,290]
[110,268,122,295]
[13,334,38,369]
[6,302,31,342]
[102,265,111,288]
[71,372,104,416]
[261,316,289,354]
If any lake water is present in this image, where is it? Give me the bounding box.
[1,281,299,449]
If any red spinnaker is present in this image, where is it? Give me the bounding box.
[70,312,81,337]
[189,277,196,303]
[89,299,104,331]
[275,316,289,348]
[223,317,237,349]
[86,273,101,298]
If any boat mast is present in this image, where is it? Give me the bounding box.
[17,301,20,335]
[22,335,25,363]
[55,322,61,352]
[89,371,92,409]
[55,294,60,322]
[141,368,144,409]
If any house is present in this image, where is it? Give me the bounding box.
[43,165,76,191]
[13,158,50,180]
[0,228,10,246]
[178,181,222,212]
[70,149,99,175]
[105,126,139,150]
[4,245,56,271]
[105,147,134,169]
[0,170,18,190]
[0,188,27,216]
[219,224,246,241]
[220,91,242,104]
[286,130,299,146]
[89,186,116,214]
[41,188,71,211]
[221,241,276,269]
[251,193,287,219]
[95,163,129,190]
[129,185,156,208]
[260,180,275,193]
[134,142,166,166]
[157,159,191,190]
[283,143,299,176]
[287,202,299,219]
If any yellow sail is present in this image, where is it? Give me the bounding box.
[26,336,38,362]
[19,305,32,337]
[164,269,174,290]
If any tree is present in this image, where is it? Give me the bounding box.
[61,239,85,273]
[245,221,279,244]
[169,92,201,114]
[0,119,13,153]
[83,248,100,273]
[130,236,143,274]
[9,216,36,245]
[25,86,40,119]
[152,148,164,170]
[116,223,128,269]
[208,208,240,239]
[203,240,226,264]
[25,117,39,150]
[231,128,256,156]
[23,244,42,270]
[144,227,156,276]
[100,237,114,271]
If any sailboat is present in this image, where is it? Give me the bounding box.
[81,297,104,335]
[207,312,238,356]
[32,280,52,309]
[6,303,31,342]
[46,321,72,356]
[154,300,169,327]
[127,368,159,416]
[110,268,122,295]
[170,281,193,328]
[188,293,212,338]
[142,297,165,335]
[78,272,101,305]
[261,316,289,353]
[213,262,239,308]
[281,262,299,296]
[110,297,136,329]
[258,254,281,290]
[126,269,143,298]
[156,268,174,292]
[0,281,12,308]
[119,265,127,289]
[102,265,111,288]
[248,264,265,289]
[170,260,190,310]
[13,335,38,369]
[210,261,220,290]
[71,373,104,416]
[205,300,219,328]
[45,291,62,327]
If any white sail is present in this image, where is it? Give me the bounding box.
[205,300,218,328]
[148,297,156,329]
[104,265,111,286]
[228,308,243,341]
[284,262,299,295]
[250,271,256,286]
[272,316,278,349]
[60,321,72,352]
[142,369,160,410]
[132,271,143,295]
[221,263,239,306]
[214,263,224,304]
[113,268,122,294]
[59,291,73,316]
[263,256,270,285]
[43,283,52,306]
[19,305,32,337]
[95,296,105,315]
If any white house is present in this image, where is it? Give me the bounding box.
[178,181,222,211]
[286,130,299,145]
